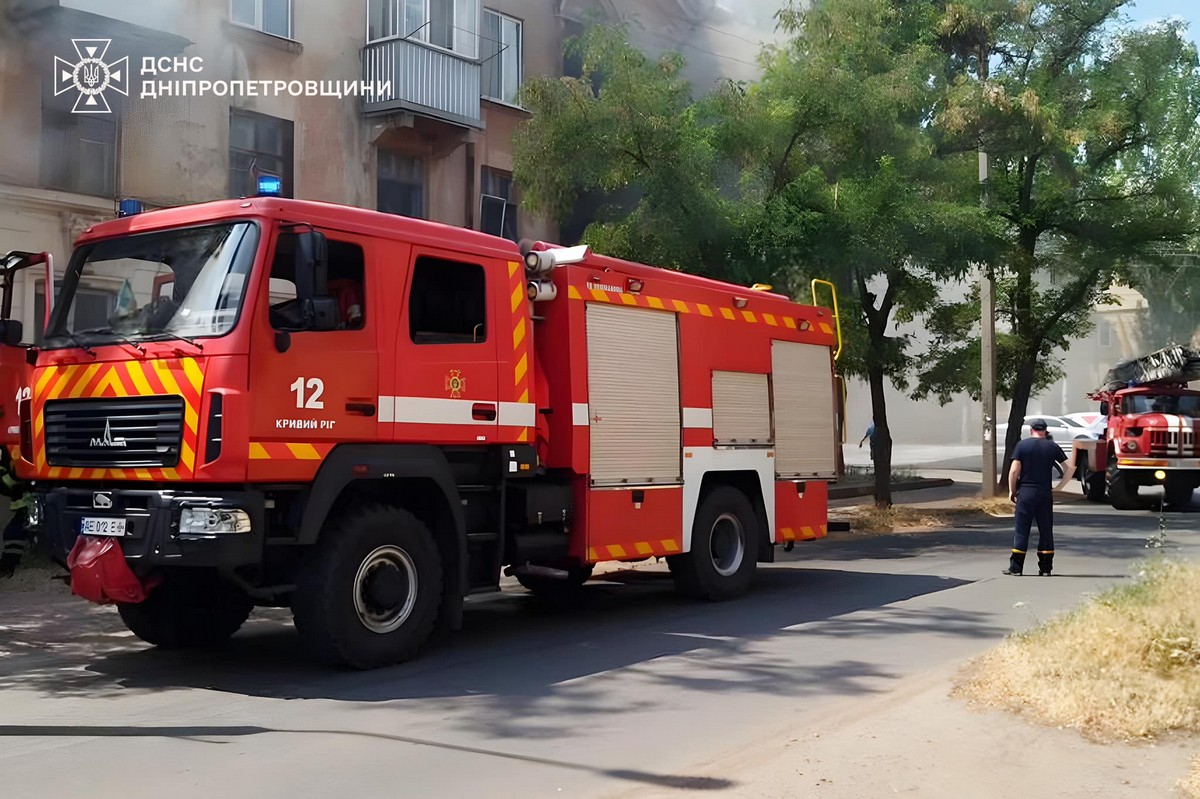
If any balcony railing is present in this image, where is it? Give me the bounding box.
[362,37,481,128]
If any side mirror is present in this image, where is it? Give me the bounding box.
[292,230,332,330]
[0,319,23,347]
[1099,401,1109,416]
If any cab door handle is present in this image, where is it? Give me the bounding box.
[472,403,497,421]
[346,402,376,417]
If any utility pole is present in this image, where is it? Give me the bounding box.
[979,46,997,497]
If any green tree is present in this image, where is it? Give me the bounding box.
[720,0,999,505]
[917,0,1200,490]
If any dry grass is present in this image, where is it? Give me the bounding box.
[1181,757,1200,799]
[839,505,952,533]
[966,496,1017,517]
[955,559,1200,742]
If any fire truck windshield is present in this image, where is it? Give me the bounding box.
[1124,394,1200,416]
[45,222,260,349]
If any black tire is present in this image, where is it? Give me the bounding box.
[670,485,759,601]
[292,504,442,669]
[516,564,594,600]
[117,569,252,649]
[1164,480,1193,509]
[1107,455,1139,510]
[1081,457,1106,502]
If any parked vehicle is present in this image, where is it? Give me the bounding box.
[997,414,1086,455]
[1071,346,1200,509]
[24,195,843,668]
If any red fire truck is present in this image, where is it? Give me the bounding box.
[1072,346,1200,510]
[24,198,841,668]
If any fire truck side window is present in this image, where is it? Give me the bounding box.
[269,234,366,331]
[408,257,487,344]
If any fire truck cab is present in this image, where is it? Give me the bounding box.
[26,198,840,668]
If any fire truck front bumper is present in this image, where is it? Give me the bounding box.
[1115,458,1200,470]
[38,486,266,569]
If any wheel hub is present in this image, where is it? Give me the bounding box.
[709,513,745,577]
[353,545,418,634]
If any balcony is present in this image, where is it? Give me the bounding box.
[362,37,482,129]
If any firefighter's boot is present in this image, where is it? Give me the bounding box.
[1003,550,1026,576]
[1038,551,1054,576]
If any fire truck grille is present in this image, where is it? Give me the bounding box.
[43,396,186,468]
[1149,429,1196,456]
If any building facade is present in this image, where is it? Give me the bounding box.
[0,0,564,342]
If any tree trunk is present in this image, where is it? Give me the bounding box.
[997,357,1037,494]
[867,359,893,508]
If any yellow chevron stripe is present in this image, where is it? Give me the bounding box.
[784,317,797,329]
[819,322,834,334]
[672,299,690,313]
[181,358,204,395]
[34,365,58,396]
[512,317,526,349]
[286,443,323,460]
[507,260,519,279]
[123,361,155,395]
[514,353,528,384]
[249,443,270,460]
[661,539,679,552]
[763,313,778,326]
[720,308,735,320]
[606,544,627,558]
[620,292,638,305]
[47,364,80,400]
[646,297,665,310]
[697,304,712,317]
[741,310,757,323]
[568,285,582,300]
[635,541,654,555]
[511,282,524,313]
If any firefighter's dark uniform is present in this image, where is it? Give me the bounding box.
[1005,428,1067,576]
[0,451,31,578]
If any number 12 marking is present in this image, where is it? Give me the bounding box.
[291,377,325,409]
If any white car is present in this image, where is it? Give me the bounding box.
[1065,412,1102,427]
[997,414,1089,454]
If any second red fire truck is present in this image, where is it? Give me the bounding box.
[22,198,841,668]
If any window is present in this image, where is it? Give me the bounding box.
[231,0,292,38]
[40,109,116,197]
[408,257,486,344]
[229,109,294,198]
[378,151,425,219]
[268,235,367,331]
[479,167,517,241]
[35,282,115,346]
[1098,320,1113,348]
[481,10,522,105]
[366,0,479,57]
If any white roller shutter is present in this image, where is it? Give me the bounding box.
[772,340,836,477]
[712,371,771,445]
[587,304,681,484]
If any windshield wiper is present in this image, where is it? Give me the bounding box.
[140,331,204,352]
[73,327,145,355]
[45,332,97,358]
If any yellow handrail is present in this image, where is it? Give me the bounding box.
[810,278,843,361]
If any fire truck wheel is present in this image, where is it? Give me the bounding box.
[292,504,442,669]
[117,570,253,649]
[671,485,759,601]
[1081,460,1107,502]
[1164,480,1194,508]
[1106,457,1140,510]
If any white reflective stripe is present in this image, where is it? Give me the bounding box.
[498,402,536,427]
[682,407,713,429]
[377,396,395,423]
[573,403,590,426]
[387,397,490,426]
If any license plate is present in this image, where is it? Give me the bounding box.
[81,517,127,537]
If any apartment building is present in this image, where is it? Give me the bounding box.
[0,0,563,340]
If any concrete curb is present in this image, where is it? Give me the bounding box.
[828,477,955,500]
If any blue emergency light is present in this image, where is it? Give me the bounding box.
[256,174,283,197]
[118,198,143,217]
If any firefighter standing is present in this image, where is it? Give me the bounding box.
[1004,419,1068,576]
[0,450,32,578]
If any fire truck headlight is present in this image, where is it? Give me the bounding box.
[1123,440,1139,453]
[179,508,251,535]
[1155,470,1168,481]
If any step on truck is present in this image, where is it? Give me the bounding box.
[1072,346,1200,509]
[24,198,842,668]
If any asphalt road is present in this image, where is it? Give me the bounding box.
[2,501,1197,799]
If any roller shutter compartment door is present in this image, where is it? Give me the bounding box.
[712,371,771,445]
[586,304,681,485]
[772,340,836,477]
